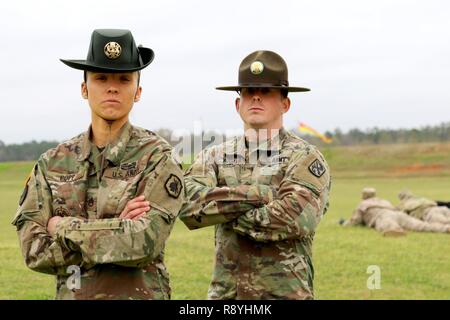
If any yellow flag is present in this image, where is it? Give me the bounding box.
[298,122,332,144]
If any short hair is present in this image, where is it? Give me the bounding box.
[83,71,141,85]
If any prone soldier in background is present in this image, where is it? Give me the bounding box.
[397,190,450,225]
[341,188,450,236]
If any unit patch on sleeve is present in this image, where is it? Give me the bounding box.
[165,174,182,199]
[308,159,326,178]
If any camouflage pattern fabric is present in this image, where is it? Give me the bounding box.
[422,206,450,225]
[180,128,331,300]
[12,122,184,299]
[397,196,437,220]
[397,192,450,223]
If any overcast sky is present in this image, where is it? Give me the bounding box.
[1,0,449,144]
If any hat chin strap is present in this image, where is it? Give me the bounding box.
[98,122,112,182]
[137,46,144,67]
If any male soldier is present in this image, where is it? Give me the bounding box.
[397,190,450,225]
[341,188,450,236]
[180,51,331,299]
[11,29,184,299]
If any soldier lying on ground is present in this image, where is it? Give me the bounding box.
[340,188,450,236]
[397,190,450,225]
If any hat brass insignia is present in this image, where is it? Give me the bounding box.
[250,61,264,75]
[104,42,122,59]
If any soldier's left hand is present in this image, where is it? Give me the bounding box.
[47,216,63,237]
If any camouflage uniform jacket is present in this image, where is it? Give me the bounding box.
[12,122,184,299]
[346,198,396,227]
[397,197,437,219]
[180,128,331,299]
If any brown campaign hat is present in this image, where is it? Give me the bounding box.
[216,50,310,92]
[60,29,154,72]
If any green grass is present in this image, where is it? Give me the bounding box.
[321,142,450,178]
[1,143,450,299]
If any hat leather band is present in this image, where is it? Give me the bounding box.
[239,80,289,87]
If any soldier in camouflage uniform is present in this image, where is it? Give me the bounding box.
[180,51,331,299]
[397,190,450,225]
[342,188,450,236]
[11,29,184,299]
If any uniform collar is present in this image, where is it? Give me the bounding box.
[78,121,133,165]
[240,127,287,153]
[224,127,286,161]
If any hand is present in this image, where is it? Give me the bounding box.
[119,195,151,220]
[47,216,63,237]
[338,218,346,225]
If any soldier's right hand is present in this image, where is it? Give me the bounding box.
[119,195,151,220]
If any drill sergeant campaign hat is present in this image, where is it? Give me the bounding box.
[216,50,310,92]
[60,29,154,72]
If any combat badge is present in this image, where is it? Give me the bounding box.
[120,162,137,171]
[308,159,326,178]
[165,174,182,199]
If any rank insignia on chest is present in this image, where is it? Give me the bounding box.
[308,159,326,178]
[165,174,182,199]
[55,206,70,217]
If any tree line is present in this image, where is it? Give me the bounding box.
[1,122,449,162]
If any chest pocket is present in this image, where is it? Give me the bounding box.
[253,154,289,187]
[97,166,145,218]
[46,168,87,218]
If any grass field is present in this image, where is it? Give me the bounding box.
[1,142,449,299]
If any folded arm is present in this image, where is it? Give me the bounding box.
[54,153,185,267]
[179,149,275,229]
[232,148,331,242]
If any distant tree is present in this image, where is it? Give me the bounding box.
[2,122,449,161]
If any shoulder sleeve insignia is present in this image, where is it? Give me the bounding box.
[165,174,182,199]
[308,159,326,178]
